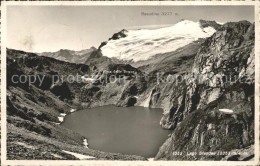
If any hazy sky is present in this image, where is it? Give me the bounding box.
[7,5,254,52]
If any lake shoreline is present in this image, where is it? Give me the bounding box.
[61,105,170,158]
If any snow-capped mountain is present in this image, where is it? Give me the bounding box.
[101,20,219,62]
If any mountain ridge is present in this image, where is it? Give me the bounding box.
[38,47,97,64]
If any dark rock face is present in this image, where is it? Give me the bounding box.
[116,76,147,107]
[125,97,137,107]
[109,29,128,41]
[96,29,128,50]
[50,82,73,101]
[79,85,101,103]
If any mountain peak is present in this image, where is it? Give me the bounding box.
[108,29,128,41]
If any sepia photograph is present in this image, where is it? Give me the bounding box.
[1,2,259,165]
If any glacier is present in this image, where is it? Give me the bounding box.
[101,20,216,62]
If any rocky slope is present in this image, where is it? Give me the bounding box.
[6,20,255,161]
[154,21,255,160]
[7,49,145,160]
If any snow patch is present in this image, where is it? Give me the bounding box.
[219,109,233,113]
[142,92,152,107]
[141,89,156,108]
[83,139,89,148]
[217,22,224,25]
[101,20,216,62]
[58,113,66,123]
[16,142,35,149]
[58,116,64,122]
[70,108,76,113]
[81,76,96,82]
[148,158,154,161]
[50,153,64,159]
[62,150,95,160]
